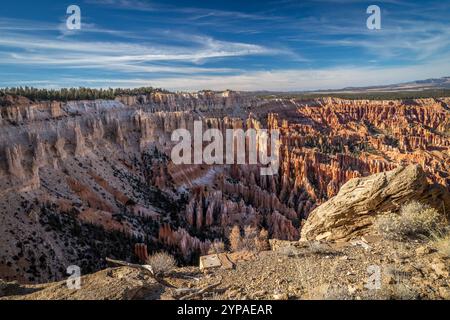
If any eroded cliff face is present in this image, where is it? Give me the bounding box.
[0,92,449,284]
[266,97,450,218]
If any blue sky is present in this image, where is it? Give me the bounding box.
[1,0,450,91]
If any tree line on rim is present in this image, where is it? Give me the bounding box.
[0,86,170,104]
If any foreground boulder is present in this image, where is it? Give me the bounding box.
[301,165,450,242]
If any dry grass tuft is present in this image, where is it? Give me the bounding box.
[375,201,445,240]
[146,252,177,276]
[430,229,450,258]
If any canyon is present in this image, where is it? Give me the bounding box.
[0,90,449,285]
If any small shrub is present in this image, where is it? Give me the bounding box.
[146,252,177,276]
[399,202,442,236]
[255,229,270,252]
[430,230,450,258]
[229,226,270,252]
[375,213,403,240]
[375,201,444,240]
[208,239,225,255]
[242,226,258,251]
[229,225,242,252]
[308,241,336,255]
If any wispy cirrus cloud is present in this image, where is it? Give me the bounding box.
[304,27,450,61]
[0,17,280,76]
[283,21,450,63]
[0,32,272,61]
[85,0,157,12]
[86,0,276,20]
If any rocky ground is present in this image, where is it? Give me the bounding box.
[198,238,449,300]
[2,232,448,300]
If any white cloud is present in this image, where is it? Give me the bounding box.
[145,61,450,91]
[5,59,449,91]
